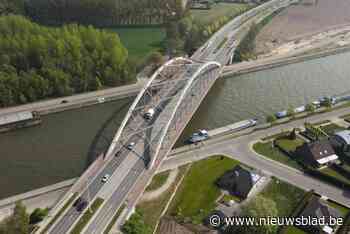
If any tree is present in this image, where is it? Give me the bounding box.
[266,114,277,124]
[5,201,29,234]
[29,208,49,225]
[289,128,297,140]
[305,103,315,113]
[226,196,278,234]
[0,15,135,107]
[122,211,152,234]
[146,51,164,70]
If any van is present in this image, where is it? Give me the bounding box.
[144,108,155,120]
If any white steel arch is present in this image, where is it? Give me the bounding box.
[149,61,221,168]
[105,57,193,158]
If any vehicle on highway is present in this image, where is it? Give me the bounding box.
[101,174,110,183]
[187,129,209,144]
[61,100,68,104]
[73,197,83,207]
[127,142,135,150]
[144,108,155,120]
[76,200,88,212]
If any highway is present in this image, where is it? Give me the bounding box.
[0,83,143,117]
[47,60,201,234]
[43,1,294,233]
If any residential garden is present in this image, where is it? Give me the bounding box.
[254,121,350,191]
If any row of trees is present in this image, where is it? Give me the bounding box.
[0,15,135,107]
[0,0,24,15]
[0,201,48,234]
[165,5,247,57]
[25,0,184,26]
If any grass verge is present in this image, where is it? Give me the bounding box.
[40,193,78,234]
[320,167,350,185]
[326,200,350,217]
[253,142,302,170]
[146,171,170,192]
[320,123,346,135]
[70,197,104,234]
[137,166,189,232]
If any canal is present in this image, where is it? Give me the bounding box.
[1,51,350,199]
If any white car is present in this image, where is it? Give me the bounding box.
[101,174,110,183]
[144,108,155,120]
[127,142,135,150]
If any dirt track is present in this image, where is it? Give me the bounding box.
[256,0,350,54]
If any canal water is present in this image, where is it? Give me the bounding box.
[1,51,350,199]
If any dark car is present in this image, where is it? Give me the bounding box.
[76,200,88,212]
[73,197,83,207]
[61,100,69,104]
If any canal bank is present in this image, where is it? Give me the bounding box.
[2,44,350,119]
[2,50,350,200]
[222,45,350,77]
[3,101,350,220]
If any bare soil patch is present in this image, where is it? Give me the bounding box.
[256,0,350,54]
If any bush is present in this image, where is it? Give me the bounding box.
[29,208,49,224]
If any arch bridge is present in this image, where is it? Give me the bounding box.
[106,57,221,170]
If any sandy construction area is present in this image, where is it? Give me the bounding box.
[256,0,350,54]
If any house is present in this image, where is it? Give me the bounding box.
[297,196,342,234]
[295,140,338,168]
[216,165,262,199]
[332,130,350,152]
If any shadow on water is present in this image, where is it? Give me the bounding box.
[86,100,133,167]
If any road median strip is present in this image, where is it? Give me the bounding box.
[103,204,126,234]
[40,193,78,234]
[70,197,104,234]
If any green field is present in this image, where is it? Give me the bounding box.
[253,142,303,170]
[167,156,240,223]
[191,3,250,25]
[109,27,165,60]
